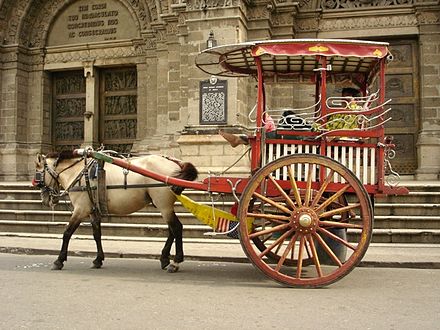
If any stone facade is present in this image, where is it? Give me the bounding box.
[0,0,439,181]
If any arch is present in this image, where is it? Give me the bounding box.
[15,0,153,48]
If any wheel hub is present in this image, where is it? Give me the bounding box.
[299,214,312,227]
[291,208,318,233]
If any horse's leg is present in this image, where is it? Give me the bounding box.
[166,212,184,273]
[90,212,104,269]
[52,217,81,270]
[160,231,174,270]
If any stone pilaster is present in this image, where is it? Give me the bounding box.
[415,9,440,180]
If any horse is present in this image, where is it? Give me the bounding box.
[33,150,198,273]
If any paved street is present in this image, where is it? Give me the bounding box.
[1,253,439,330]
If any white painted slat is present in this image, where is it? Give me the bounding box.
[348,147,354,173]
[355,147,361,179]
[340,147,346,183]
[362,147,368,184]
[370,148,375,185]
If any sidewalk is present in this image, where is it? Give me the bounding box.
[1,233,439,269]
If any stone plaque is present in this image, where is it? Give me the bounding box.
[200,78,227,125]
[47,0,139,46]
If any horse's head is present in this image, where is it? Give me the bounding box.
[32,152,61,207]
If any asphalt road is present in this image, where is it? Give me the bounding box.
[1,253,439,330]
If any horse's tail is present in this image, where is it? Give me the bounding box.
[171,162,198,195]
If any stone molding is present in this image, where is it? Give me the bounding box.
[44,42,146,65]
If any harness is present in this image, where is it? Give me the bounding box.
[34,153,179,215]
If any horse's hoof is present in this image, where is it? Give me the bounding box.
[160,258,170,270]
[91,261,102,269]
[52,260,64,270]
[167,264,179,273]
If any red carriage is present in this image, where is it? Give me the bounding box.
[73,39,408,287]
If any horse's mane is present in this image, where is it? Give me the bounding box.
[46,150,79,161]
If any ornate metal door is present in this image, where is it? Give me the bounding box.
[52,71,85,151]
[100,67,137,153]
[385,40,419,175]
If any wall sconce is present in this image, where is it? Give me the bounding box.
[206,31,217,49]
[84,111,93,120]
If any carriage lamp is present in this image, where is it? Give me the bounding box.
[206,31,217,49]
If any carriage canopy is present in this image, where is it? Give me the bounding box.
[195,39,391,85]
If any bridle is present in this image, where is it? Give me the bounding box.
[33,154,85,207]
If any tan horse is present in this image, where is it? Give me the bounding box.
[33,150,198,272]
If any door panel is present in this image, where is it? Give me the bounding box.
[52,71,85,151]
[100,68,137,153]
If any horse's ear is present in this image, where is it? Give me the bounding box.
[35,153,44,167]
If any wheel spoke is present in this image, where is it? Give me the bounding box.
[268,175,296,210]
[295,236,306,278]
[249,223,291,239]
[319,220,363,229]
[310,169,335,208]
[247,212,290,223]
[314,184,350,212]
[306,234,323,277]
[313,232,343,267]
[319,203,360,219]
[258,228,295,259]
[275,233,298,272]
[304,167,313,207]
[287,166,302,207]
[252,191,293,214]
[317,227,356,250]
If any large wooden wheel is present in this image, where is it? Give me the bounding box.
[238,154,373,288]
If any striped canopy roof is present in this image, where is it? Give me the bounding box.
[196,39,390,81]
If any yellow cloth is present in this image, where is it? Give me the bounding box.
[175,194,253,233]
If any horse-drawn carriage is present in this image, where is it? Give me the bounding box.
[34,39,408,288]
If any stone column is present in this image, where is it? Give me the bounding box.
[415,10,440,180]
[83,62,98,148]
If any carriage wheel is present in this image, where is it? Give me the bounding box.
[238,154,373,288]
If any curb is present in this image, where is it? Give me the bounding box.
[2,245,440,270]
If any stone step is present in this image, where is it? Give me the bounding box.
[375,192,440,204]
[373,203,440,216]
[1,208,440,229]
[0,198,236,213]
[2,197,440,217]
[0,220,438,244]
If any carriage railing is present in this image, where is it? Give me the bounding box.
[265,139,377,186]
[263,90,392,139]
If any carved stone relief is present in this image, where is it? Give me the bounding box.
[321,0,414,10]
[386,104,415,128]
[186,0,238,11]
[319,15,418,31]
[386,74,414,98]
[388,44,413,68]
